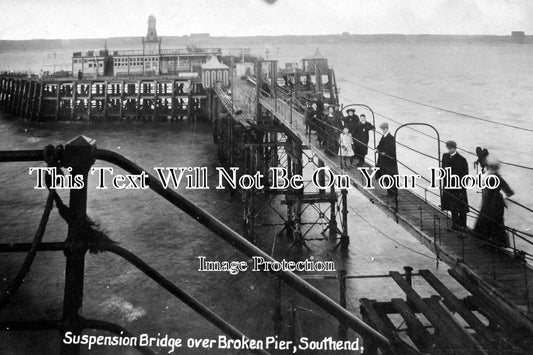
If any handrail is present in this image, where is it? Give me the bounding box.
[0,147,393,351]
[94,148,393,349]
[251,89,533,258]
[104,243,270,355]
[295,109,533,240]
[371,110,533,172]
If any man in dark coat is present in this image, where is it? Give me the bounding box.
[352,114,375,166]
[376,122,398,197]
[315,96,325,146]
[324,105,341,156]
[305,103,317,135]
[441,140,470,231]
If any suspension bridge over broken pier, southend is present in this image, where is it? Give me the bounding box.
[2,56,533,353]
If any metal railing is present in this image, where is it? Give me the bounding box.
[0,138,393,354]
[241,81,533,311]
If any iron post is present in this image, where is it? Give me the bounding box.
[60,136,96,355]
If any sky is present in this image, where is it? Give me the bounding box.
[0,0,532,40]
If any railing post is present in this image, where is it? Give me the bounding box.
[317,159,326,195]
[403,266,413,287]
[403,266,414,309]
[338,269,348,340]
[329,185,337,240]
[340,189,349,249]
[60,136,96,355]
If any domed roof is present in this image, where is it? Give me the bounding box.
[201,56,229,70]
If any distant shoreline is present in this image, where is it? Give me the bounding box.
[0,33,530,53]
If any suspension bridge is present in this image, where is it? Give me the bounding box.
[207,58,533,353]
[1,56,533,353]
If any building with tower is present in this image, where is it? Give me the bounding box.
[143,15,162,55]
[71,15,224,80]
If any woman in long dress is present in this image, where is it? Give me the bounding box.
[338,127,354,169]
[473,159,514,248]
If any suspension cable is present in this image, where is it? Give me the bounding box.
[257,85,533,242]
[336,89,533,172]
[338,78,533,133]
[270,90,533,222]
[307,112,533,242]
[372,110,533,172]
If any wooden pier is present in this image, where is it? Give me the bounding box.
[0,75,207,122]
[2,56,533,353]
[207,60,533,352]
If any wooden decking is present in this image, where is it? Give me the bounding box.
[360,269,531,354]
[226,78,533,333]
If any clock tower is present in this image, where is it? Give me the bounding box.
[142,15,162,55]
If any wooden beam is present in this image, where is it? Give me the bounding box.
[390,271,487,354]
[449,267,533,334]
[360,298,419,355]
[391,298,434,353]
[463,295,507,329]
[419,268,519,353]
[420,270,489,335]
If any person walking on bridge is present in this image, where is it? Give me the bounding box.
[473,158,514,248]
[441,140,470,231]
[324,105,341,156]
[352,114,374,167]
[376,122,398,198]
[305,102,317,136]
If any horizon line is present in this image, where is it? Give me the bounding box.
[0,32,527,42]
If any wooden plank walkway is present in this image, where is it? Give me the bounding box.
[225,79,533,329]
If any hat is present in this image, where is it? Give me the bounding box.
[346,108,356,114]
[445,140,457,149]
[379,122,389,129]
